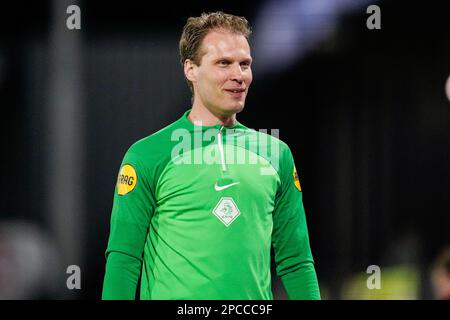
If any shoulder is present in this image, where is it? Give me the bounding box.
[117,119,186,187]
[240,125,292,161]
[125,119,181,160]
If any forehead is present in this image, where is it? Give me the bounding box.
[199,29,251,60]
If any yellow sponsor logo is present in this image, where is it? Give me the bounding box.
[293,166,301,192]
[117,164,137,195]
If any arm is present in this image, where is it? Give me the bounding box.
[272,146,320,300]
[102,151,155,300]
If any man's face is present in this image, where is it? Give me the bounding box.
[187,29,253,118]
[432,269,450,300]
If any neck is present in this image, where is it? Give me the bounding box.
[188,102,237,127]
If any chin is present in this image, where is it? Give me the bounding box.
[211,100,245,118]
[225,102,245,114]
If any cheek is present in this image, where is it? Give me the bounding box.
[218,71,230,86]
[245,70,253,86]
[202,71,225,89]
[198,74,216,95]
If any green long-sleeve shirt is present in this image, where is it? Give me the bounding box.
[102,109,320,300]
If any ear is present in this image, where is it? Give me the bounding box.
[184,59,197,83]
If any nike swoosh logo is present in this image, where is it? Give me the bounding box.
[214,181,240,191]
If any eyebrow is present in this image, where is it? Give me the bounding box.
[215,56,253,63]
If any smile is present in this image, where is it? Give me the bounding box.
[225,89,245,94]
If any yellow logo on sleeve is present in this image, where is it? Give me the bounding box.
[117,164,137,195]
[293,166,301,191]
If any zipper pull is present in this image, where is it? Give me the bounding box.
[217,126,227,172]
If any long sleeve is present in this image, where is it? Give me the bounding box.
[102,151,155,300]
[272,146,320,300]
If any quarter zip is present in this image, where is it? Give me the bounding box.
[217,126,227,172]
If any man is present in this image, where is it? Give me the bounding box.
[102,11,320,300]
[430,246,450,300]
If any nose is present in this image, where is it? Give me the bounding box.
[230,63,244,84]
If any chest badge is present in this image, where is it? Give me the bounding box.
[212,197,240,227]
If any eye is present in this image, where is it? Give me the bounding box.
[240,61,252,69]
[217,59,230,66]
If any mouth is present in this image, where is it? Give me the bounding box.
[224,88,246,98]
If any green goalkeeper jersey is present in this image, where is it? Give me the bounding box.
[102,110,320,300]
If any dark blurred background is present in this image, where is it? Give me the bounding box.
[0,0,449,299]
